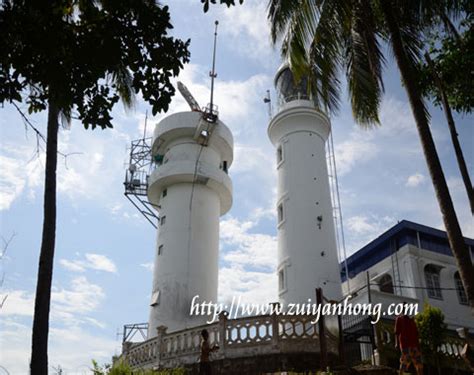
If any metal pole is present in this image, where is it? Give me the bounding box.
[366,271,371,304]
[316,288,328,369]
[209,20,219,112]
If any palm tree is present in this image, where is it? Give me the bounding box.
[30,68,135,374]
[268,0,474,309]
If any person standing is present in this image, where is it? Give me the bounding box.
[200,329,218,375]
[394,305,423,375]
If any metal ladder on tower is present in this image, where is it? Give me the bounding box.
[326,128,351,295]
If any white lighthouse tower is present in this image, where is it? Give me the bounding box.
[268,65,342,307]
[146,110,233,335]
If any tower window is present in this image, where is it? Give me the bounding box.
[160,215,166,226]
[279,269,285,291]
[277,146,283,164]
[277,203,284,223]
[158,245,163,255]
[454,272,468,305]
[150,290,161,306]
[424,264,442,300]
[223,160,228,174]
[162,189,167,197]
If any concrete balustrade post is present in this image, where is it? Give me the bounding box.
[156,325,168,364]
[218,311,228,357]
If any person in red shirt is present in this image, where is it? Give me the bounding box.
[394,305,423,375]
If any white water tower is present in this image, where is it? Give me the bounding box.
[268,64,342,306]
[146,109,233,335]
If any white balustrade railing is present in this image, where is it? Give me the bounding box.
[123,313,338,370]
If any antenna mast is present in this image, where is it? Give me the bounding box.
[209,20,218,113]
[203,20,219,123]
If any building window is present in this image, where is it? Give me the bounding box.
[424,264,443,300]
[150,290,161,306]
[278,269,285,291]
[277,203,284,223]
[162,189,167,197]
[277,145,283,164]
[160,215,166,226]
[454,272,468,305]
[158,244,163,255]
[379,274,394,294]
[223,160,228,174]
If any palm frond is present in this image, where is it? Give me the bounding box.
[344,0,385,127]
[111,62,136,110]
[306,0,348,113]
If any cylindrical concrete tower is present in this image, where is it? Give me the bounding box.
[147,111,233,335]
[268,65,342,307]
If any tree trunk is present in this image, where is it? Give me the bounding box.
[425,52,474,215]
[380,1,474,310]
[30,100,59,374]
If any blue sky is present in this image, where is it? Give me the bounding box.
[0,0,473,373]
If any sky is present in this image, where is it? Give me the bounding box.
[0,0,473,373]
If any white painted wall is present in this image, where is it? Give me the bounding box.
[268,100,343,307]
[147,111,233,336]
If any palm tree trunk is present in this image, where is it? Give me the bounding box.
[380,1,474,310]
[30,99,59,374]
[424,52,474,214]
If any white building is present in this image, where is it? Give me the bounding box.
[342,220,474,331]
[268,65,343,307]
[146,111,233,335]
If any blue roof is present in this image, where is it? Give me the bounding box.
[340,220,474,282]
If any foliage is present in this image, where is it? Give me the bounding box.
[0,0,190,127]
[91,360,187,375]
[201,0,244,13]
[415,303,447,363]
[418,15,474,114]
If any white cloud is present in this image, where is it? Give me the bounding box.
[60,259,87,272]
[0,154,26,210]
[221,217,277,270]
[52,276,104,315]
[345,214,396,253]
[0,143,43,210]
[0,290,34,316]
[84,254,117,273]
[335,136,379,176]
[140,262,154,272]
[60,253,117,274]
[218,212,278,306]
[219,0,275,65]
[1,276,106,329]
[0,319,118,375]
[405,173,425,187]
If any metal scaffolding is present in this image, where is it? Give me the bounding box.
[123,136,159,228]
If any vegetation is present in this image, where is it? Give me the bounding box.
[266,0,474,310]
[415,304,447,374]
[92,360,187,375]
[418,10,474,213]
[0,1,189,373]
[418,11,474,114]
